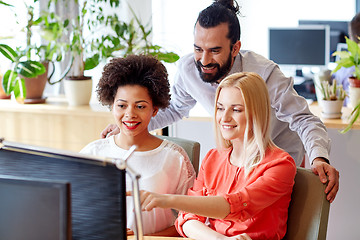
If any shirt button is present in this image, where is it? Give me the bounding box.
[243,202,247,207]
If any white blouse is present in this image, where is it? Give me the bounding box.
[80,136,196,234]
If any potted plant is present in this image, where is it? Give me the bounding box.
[332,36,360,109]
[332,36,360,132]
[318,79,347,119]
[0,0,67,103]
[61,0,179,106]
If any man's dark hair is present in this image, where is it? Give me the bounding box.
[196,0,241,45]
[350,12,360,42]
[96,54,170,109]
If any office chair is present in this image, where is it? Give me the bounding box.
[283,167,330,240]
[156,135,200,175]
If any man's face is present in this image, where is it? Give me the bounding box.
[193,22,239,83]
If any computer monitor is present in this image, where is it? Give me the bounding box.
[269,25,330,67]
[298,20,349,62]
[0,175,71,240]
[0,141,127,240]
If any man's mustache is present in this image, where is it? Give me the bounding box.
[196,61,219,69]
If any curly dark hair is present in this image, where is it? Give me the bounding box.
[196,0,241,46]
[96,55,170,109]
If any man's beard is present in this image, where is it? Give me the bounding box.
[195,53,233,84]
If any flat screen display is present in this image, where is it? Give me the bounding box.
[298,20,349,62]
[0,175,70,240]
[269,26,330,67]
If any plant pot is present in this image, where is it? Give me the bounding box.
[348,77,360,109]
[21,61,50,104]
[314,70,332,108]
[321,100,344,119]
[64,76,92,106]
[0,76,11,99]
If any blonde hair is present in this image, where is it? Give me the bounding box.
[214,72,275,173]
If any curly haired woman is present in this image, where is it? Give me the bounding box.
[80,55,196,236]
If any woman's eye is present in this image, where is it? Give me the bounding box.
[216,107,224,111]
[233,108,242,113]
[137,105,145,109]
[117,104,125,108]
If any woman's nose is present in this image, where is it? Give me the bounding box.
[222,109,232,122]
[125,107,136,118]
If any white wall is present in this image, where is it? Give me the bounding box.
[152,0,355,59]
[325,128,360,240]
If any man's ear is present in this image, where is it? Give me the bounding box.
[152,107,159,117]
[232,40,241,57]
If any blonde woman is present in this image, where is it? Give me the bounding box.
[136,72,296,240]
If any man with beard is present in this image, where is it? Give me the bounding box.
[102,0,339,202]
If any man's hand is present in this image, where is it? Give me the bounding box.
[100,124,119,138]
[311,157,339,203]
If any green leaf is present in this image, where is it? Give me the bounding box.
[64,19,69,28]
[341,101,360,133]
[2,70,18,94]
[355,67,360,80]
[346,37,360,56]
[84,54,100,70]
[332,51,350,59]
[0,44,18,62]
[17,61,46,78]
[13,77,27,101]
[0,1,13,7]
[153,52,180,63]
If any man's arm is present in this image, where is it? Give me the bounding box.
[266,66,339,202]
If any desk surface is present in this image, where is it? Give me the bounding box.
[308,102,360,130]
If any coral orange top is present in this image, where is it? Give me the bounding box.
[175,147,296,240]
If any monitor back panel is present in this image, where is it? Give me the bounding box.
[0,148,126,240]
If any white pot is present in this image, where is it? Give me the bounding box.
[348,86,360,109]
[64,77,92,106]
[314,70,332,108]
[321,100,343,119]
